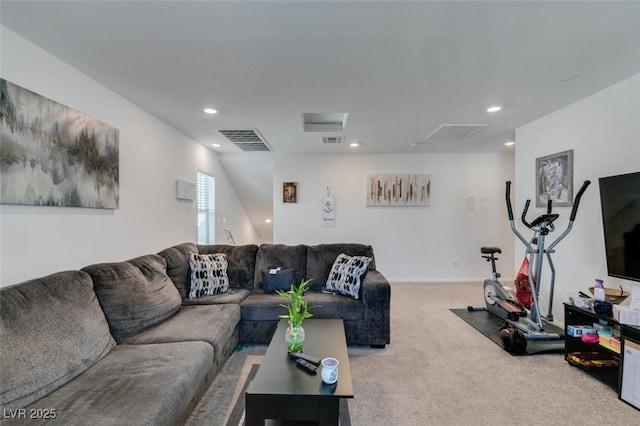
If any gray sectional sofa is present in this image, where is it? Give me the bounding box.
[0,242,390,425]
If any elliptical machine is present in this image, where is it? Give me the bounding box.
[469,180,590,352]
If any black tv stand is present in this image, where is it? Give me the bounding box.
[564,303,640,409]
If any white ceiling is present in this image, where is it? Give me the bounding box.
[2,1,640,241]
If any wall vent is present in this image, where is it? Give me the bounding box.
[215,128,272,151]
[424,124,488,142]
[322,136,344,144]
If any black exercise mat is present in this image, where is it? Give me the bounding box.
[450,308,565,356]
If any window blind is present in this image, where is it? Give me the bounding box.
[197,171,215,244]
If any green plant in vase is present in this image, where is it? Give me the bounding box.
[276,279,314,352]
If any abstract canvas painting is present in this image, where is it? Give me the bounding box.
[367,174,431,206]
[0,79,119,209]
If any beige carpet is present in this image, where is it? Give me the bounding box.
[186,282,639,425]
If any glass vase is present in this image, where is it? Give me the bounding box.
[285,322,305,353]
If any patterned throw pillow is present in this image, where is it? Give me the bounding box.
[189,253,230,299]
[325,253,372,299]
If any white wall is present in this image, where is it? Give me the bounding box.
[0,27,259,286]
[273,153,515,282]
[515,73,640,322]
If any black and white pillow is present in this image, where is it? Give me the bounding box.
[189,253,230,299]
[262,268,295,294]
[325,253,372,300]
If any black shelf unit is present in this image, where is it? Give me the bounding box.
[564,303,640,402]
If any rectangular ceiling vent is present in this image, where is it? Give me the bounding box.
[322,136,344,144]
[302,113,348,132]
[215,128,272,152]
[424,124,488,142]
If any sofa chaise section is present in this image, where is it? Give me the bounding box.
[6,342,213,426]
[0,271,214,425]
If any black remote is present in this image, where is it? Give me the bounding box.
[289,352,321,366]
[295,358,318,375]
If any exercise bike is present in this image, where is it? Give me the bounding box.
[468,180,590,353]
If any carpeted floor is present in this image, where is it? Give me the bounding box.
[186,282,639,425]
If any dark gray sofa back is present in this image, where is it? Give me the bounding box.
[306,243,376,290]
[83,254,182,343]
[198,244,258,290]
[254,244,307,289]
[158,242,198,299]
[0,271,116,411]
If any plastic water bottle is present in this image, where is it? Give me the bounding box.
[594,279,605,302]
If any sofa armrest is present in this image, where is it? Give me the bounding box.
[360,270,391,345]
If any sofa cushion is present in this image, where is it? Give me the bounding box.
[262,268,296,293]
[306,243,376,290]
[11,342,213,426]
[157,242,198,299]
[182,288,250,305]
[240,290,364,321]
[254,244,307,289]
[125,304,241,359]
[325,253,372,299]
[0,271,116,412]
[198,244,259,290]
[82,254,182,344]
[188,252,230,298]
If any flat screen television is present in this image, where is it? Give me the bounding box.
[598,171,640,282]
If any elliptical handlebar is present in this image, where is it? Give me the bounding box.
[569,180,591,221]
[521,200,532,229]
[505,179,591,249]
[505,181,514,221]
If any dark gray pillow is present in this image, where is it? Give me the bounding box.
[262,268,295,294]
[82,254,181,343]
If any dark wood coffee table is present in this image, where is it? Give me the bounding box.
[245,319,353,425]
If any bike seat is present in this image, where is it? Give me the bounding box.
[481,247,502,254]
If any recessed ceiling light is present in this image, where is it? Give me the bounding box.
[265,219,272,223]
[504,141,515,147]
[349,142,360,147]
[203,108,218,114]
[486,106,502,113]
[212,143,221,148]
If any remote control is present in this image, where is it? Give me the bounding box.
[289,351,321,366]
[295,358,318,375]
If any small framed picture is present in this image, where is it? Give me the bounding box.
[535,149,574,207]
[283,182,298,203]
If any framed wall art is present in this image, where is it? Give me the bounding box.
[0,79,119,209]
[283,182,297,203]
[535,149,573,207]
[366,174,431,206]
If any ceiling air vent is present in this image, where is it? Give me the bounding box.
[302,113,348,132]
[424,124,488,143]
[215,128,272,152]
[322,136,344,144]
